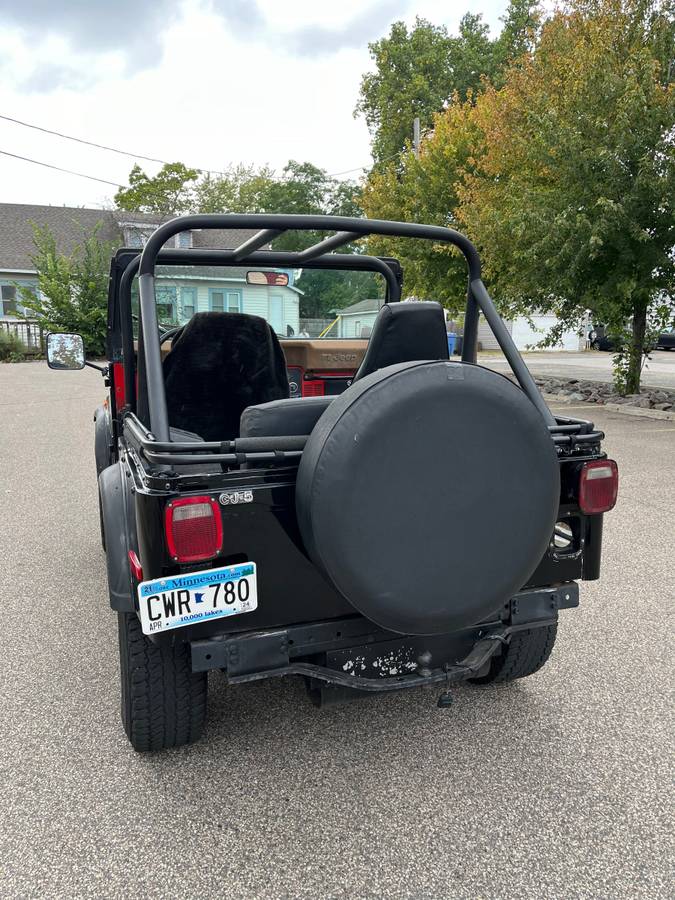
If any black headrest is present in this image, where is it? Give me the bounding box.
[354,301,449,381]
[162,312,289,441]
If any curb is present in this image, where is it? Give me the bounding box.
[542,393,675,422]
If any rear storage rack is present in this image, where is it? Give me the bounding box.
[123,409,604,479]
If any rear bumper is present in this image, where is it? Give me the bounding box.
[189,583,578,689]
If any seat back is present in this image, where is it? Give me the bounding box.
[240,396,333,438]
[353,301,449,381]
[160,312,289,441]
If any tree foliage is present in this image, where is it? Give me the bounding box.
[355,3,541,166]
[115,158,370,317]
[459,0,675,393]
[114,162,200,214]
[362,0,674,394]
[20,223,114,356]
[195,164,276,214]
[361,96,481,310]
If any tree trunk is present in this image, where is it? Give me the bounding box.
[625,301,648,395]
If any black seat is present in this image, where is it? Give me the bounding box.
[240,396,333,438]
[353,301,449,381]
[157,312,289,442]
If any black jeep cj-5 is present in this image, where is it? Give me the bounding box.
[48,215,618,752]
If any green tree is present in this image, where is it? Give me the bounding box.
[19,223,114,357]
[493,0,541,76]
[296,269,384,318]
[195,164,276,213]
[114,162,199,214]
[360,97,482,309]
[460,0,675,394]
[355,4,541,167]
[355,17,456,167]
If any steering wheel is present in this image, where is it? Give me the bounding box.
[159,325,184,345]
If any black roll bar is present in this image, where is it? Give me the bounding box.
[119,248,403,413]
[136,214,555,441]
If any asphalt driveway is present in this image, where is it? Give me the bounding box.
[481,349,675,389]
[0,362,673,899]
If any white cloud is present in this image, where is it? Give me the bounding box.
[0,1,509,207]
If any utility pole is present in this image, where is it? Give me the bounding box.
[413,117,420,159]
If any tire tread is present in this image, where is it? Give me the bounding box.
[472,623,558,684]
[118,612,207,751]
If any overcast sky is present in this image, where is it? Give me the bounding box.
[0,0,509,209]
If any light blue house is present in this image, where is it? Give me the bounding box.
[149,265,301,335]
[335,297,383,338]
[0,204,300,338]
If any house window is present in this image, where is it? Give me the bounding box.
[176,231,192,249]
[125,227,157,248]
[1,284,18,316]
[226,291,242,313]
[181,288,196,320]
[209,289,241,312]
[354,320,361,337]
[126,229,144,248]
[156,286,178,325]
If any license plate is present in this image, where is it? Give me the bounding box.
[137,562,257,635]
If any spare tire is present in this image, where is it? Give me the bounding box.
[296,361,559,635]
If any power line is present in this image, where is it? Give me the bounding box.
[0,148,124,187]
[0,111,383,182]
[0,113,228,176]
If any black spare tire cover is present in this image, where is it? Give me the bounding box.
[296,361,560,635]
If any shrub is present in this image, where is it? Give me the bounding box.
[0,330,26,362]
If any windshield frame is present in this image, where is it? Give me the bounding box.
[109,248,403,416]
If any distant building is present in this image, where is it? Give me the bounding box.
[335,297,383,338]
[0,203,300,336]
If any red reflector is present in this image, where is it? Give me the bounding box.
[128,550,143,582]
[165,496,223,563]
[579,459,619,514]
[302,379,325,397]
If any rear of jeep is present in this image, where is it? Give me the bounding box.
[86,214,618,752]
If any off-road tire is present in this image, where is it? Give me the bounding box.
[118,612,207,751]
[470,623,558,684]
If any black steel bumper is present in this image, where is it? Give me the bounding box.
[189,583,578,692]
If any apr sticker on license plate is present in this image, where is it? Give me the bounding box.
[137,562,257,635]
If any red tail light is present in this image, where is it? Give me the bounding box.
[302,379,325,397]
[579,459,618,514]
[165,496,223,563]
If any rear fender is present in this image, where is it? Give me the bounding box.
[99,462,137,612]
[94,404,114,477]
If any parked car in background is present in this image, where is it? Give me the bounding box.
[588,325,622,352]
[656,329,675,350]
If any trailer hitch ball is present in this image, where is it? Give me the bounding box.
[417,650,432,678]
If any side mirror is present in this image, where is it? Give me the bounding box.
[46,332,85,370]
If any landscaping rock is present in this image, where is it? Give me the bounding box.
[531,373,675,414]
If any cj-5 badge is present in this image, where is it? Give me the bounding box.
[219,490,254,506]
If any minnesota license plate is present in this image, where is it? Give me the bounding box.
[137,562,257,635]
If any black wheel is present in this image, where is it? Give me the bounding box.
[470,623,558,684]
[591,340,601,351]
[118,612,207,751]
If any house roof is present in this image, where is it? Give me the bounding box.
[0,203,261,272]
[335,297,383,316]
